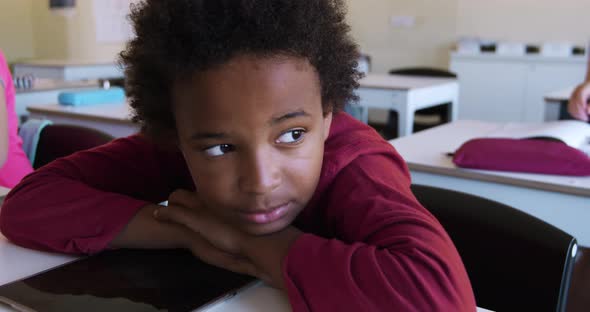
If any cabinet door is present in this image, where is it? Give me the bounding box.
[451,59,528,122]
[524,63,586,122]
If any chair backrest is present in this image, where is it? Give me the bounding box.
[388,67,457,78]
[410,184,577,312]
[33,124,114,169]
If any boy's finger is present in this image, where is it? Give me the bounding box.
[154,205,201,233]
[189,234,258,277]
[168,189,197,207]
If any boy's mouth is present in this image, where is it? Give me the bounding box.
[238,202,291,224]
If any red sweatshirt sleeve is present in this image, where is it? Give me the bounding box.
[0,135,190,254]
[282,153,476,311]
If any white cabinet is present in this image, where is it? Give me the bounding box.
[450,53,586,122]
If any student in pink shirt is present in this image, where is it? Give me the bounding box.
[0,49,33,188]
[1,1,476,311]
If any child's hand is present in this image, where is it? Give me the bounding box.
[154,190,269,281]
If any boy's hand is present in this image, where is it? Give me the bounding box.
[154,190,266,279]
[154,189,302,290]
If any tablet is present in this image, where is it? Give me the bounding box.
[0,249,257,312]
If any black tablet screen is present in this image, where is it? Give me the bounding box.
[0,249,256,312]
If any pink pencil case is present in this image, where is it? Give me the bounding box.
[452,138,590,176]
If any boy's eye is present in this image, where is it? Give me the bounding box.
[276,129,306,144]
[204,144,234,157]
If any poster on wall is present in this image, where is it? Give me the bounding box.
[93,0,139,43]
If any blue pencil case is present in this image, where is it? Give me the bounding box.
[58,87,125,106]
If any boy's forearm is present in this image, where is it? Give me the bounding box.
[241,226,303,290]
[110,204,190,250]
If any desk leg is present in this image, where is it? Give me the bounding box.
[398,107,414,137]
[448,88,459,122]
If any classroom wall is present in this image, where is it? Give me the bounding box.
[3,1,589,71]
[30,0,126,62]
[346,0,458,75]
[456,0,590,45]
[346,0,590,74]
[0,0,35,63]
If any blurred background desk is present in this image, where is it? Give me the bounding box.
[356,74,459,137]
[544,87,574,120]
[27,102,137,138]
[15,79,100,122]
[12,59,123,82]
[391,120,590,245]
[391,120,590,311]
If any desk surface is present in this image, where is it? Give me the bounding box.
[544,87,574,103]
[13,59,118,67]
[391,120,590,197]
[0,234,491,312]
[1,183,492,311]
[359,73,457,90]
[15,79,99,94]
[26,102,133,124]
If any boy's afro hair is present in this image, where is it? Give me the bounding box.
[120,0,361,141]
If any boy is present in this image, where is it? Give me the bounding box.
[0,1,476,310]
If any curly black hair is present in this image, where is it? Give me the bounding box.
[120,0,361,141]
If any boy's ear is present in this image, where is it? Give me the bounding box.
[322,111,333,141]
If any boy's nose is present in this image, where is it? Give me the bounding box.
[238,150,281,195]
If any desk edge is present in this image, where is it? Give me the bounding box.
[408,162,590,197]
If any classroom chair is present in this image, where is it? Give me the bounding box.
[32,124,114,169]
[384,67,456,138]
[411,184,577,312]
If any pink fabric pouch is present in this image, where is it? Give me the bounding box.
[452,138,590,176]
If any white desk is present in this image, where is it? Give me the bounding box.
[357,74,459,137]
[12,59,123,81]
[544,87,573,104]
[391,120,590,246]
[14,79,99,121]
[27,102,138,138]
[1,185,494,311]
[544,87,574,120]
[0,234,492,312]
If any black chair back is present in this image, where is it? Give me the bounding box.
[388,67,456,78]
[411,184,577,312]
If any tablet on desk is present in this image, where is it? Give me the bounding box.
[0,249,257,312]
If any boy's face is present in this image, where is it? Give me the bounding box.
[172,55,332,235]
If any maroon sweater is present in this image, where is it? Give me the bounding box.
[0,113,475,311]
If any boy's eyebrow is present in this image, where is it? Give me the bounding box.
[190,132,228,141]
[190,110,310,141]
[270,110,310,125]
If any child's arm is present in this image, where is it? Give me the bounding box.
[279,153,476,311]
[0,83,8,168]
[153,150,476,311]
[0,135,193,254]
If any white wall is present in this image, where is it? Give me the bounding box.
[346,0,458,74]
[30,0,127,62]
[2,0,589,71]
[0,0,35,63]
[456,0,590,45]
[347,0,590,74]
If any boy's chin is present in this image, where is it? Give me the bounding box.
[240,218,293,236]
